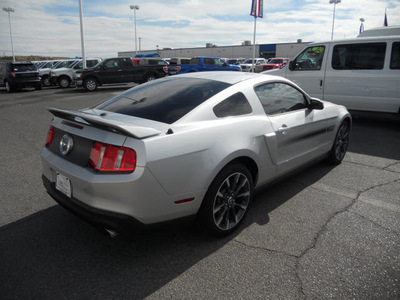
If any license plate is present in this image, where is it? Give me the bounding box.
[56,172,72,198]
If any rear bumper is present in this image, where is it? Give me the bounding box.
[42,175,195,234]
[9,78,41,88]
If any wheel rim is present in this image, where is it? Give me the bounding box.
[60,78,69,88]
[86,79,96,90]
[147,76,155,81]
[335,123,349,161]
[43,77,51,86]
[212,172,251,231]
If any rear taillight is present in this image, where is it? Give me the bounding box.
[163,66,168,73]
[45,126,55,148]
[88,142,136,173]
[175,66,181,72]
[10,71,15,78]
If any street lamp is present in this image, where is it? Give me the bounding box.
[2,7,15,62]
[130,5,139,55]
[359,18,365,34]
[329,0,341,40]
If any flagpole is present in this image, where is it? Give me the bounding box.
[252,16,257,73]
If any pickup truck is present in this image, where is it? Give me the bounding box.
[74,57,168,91]
[49,58,102,88]
[167,56,241,75]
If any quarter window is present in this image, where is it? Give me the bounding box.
[293,46,325,70]
[213,92,252,118]
[390,42,400,69]
[254,83,308,115]
[332,43,386,70]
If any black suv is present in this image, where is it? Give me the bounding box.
[0,62,42,92]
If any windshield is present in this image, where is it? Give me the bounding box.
[94,77,231,124]
[41,61,61,69]
[269,59,283,64]
[243,59,255,64]
[55,60,78,69]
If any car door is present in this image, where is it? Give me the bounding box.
[118,58,135,83]
[254,81,334,175]
[97,59,122,84]
[285,44,328,99]
[203,58,217,71]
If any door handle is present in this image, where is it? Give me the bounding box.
[278,124,288,134]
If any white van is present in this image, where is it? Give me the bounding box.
[264,28,400,114]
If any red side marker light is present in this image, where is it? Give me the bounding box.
[45,126,55,148]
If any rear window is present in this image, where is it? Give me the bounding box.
[11,64,37,72]
[94,77,231,124]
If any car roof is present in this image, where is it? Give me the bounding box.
[176,71,283,85]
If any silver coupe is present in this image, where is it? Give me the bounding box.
[41,71,351,237]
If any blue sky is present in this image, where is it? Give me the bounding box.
[1,0,399,58]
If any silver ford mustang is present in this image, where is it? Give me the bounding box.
[41,71,351,237]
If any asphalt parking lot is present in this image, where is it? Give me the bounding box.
[0,85,399,299]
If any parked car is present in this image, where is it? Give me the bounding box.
[38,60,67,87]
[263,33,400,113]
[167,56,241,75]
[74,57,168,91]
[0,61,42,92]
[49,58,102,88]
[258,58,290,72]
[227,58,246,65]
[169,57,191,65]
[240,58,267,72]
[41,71,351,237]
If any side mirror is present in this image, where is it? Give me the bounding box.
[289,60,295,71]
[310,98,324,110]
[102,65,108,70]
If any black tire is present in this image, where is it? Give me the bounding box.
[42,75,51,87]
[58,76,71,88]
[145,74,156,82]
[83,77,98,91]
[196,163,253,237]
[328,120,350,165]
[5,81,14,92]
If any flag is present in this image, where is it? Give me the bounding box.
[250,0,263,18]
[384,10,388,26]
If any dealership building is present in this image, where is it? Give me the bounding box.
[118,40,310,59]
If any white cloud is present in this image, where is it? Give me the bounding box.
[0,0,399,58]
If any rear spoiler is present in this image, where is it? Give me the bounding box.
[47,107,162,139]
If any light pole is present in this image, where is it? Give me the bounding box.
[329,0,341,40]
[78,0,86,68]
[359,18,365,34]
[2,7,15,62]
[130,5,139,55]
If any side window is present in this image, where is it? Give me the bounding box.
[213,92,252,118]
[204,58,215,65]
[254,82,308,115]
[189,58,200,65]
[119,58,132,68]
[390,42,400,69]
[215,59,225,66]
[293,46,325,70]
[105,59,118,68]
[332,43,386,70]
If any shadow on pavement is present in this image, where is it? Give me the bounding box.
[348,110,400,160]
[0,162,335,299]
